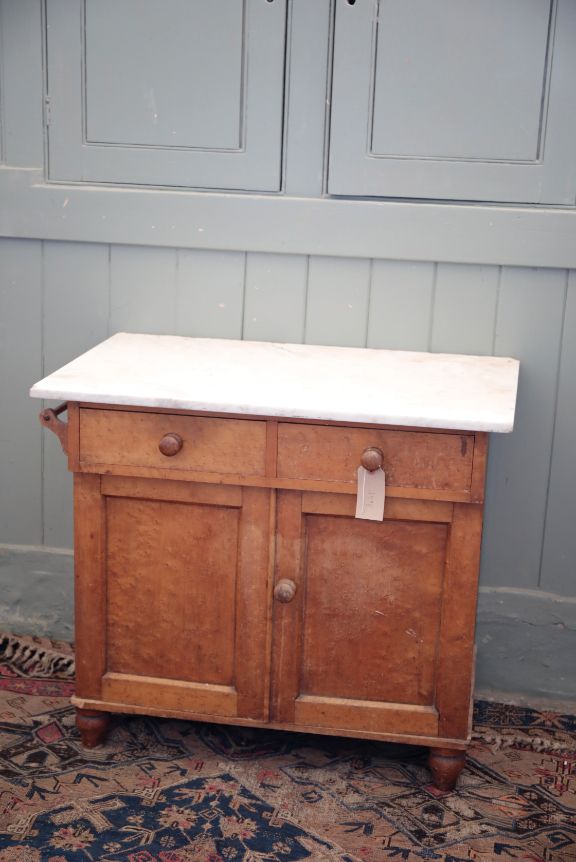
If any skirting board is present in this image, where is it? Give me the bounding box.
[1,545,575,704]
[0,545,74,642]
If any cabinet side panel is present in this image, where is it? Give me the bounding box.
[74,473,106,699]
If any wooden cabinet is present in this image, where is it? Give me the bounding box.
[52,405,484,790]
[33,334,519,791]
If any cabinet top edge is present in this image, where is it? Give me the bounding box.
[30,333,519,434]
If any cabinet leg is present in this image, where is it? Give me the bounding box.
[76,708,110,748]
[428,747,466,791]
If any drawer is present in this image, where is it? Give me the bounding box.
[277,423,474,492]
[79,409,267,476]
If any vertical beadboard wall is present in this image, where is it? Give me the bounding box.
[1,239,573,595]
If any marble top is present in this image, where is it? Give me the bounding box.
[30,333,519,432]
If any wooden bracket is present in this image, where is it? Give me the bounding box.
[39,402,69,454]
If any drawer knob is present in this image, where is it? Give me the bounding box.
[274,579,297,603]
[158,433,183,457]
[360,446,384,472]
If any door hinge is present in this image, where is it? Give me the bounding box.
[43,96,52,126]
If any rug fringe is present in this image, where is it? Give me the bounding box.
[472,729,575,755]
[0,633,75,679]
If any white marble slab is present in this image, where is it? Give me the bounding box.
[30,333,519,432]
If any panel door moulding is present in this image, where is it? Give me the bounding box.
[328,0,576,204]
[45,0,286,192]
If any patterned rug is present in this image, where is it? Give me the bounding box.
[0,635,575,861]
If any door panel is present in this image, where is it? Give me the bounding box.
[46,0,286,191]
[300,515,447,705]
[370,0,550,162]
[106,496,239,685]
[85,1,244,150]
[271,491,451,736]
[329,0,576,204]
[74,474,272,720]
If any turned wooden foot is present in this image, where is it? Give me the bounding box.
[76,708,110,748]
[428,747,466,791]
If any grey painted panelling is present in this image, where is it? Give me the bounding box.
[540,270,576,595]
[283,0,331,196]
[243,253,307,343]
[0,239,43,545]
[541,0,576,205]
[176,249,245,340]
[85,0,245,149]
[110,245,177,335]
[1,1,576,265]
[305,256,370,347]
[431,264,499,355]
[481,267,566,589]
[367,260,435,351]
[5,169,576,269]
[0,2,4,162]
[329,0,576,204]
[43,242,110,374]
[42,241,110,548]
[0,0,44,167]
[370,0,550,162]
[46,0,287,191]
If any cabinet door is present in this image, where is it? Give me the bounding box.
[74,474,273,721]
[329,0,576,204]
[45,0,286,191]
[271,491,482,741]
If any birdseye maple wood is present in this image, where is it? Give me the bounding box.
[79,408,267,476]
[47,404,490,792]
[277,422,475,492]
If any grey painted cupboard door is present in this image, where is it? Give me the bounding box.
[45,0,286,192]
[329,0,576,204]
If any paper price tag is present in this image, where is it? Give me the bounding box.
[355,466,385,521]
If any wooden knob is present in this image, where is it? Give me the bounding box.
[274,579,297,603]
[158,433,183,457]
[360,446,384,472]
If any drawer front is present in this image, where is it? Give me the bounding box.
[79,409,267,476]
[277,423,474,492]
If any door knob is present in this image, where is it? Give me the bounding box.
[158,433,183,457]
[274,579,297,603]
[360,446,384,472]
